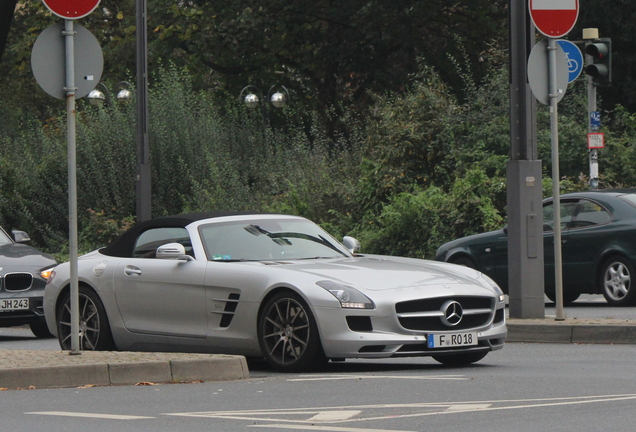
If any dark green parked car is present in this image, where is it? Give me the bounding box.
[435,189,636,306]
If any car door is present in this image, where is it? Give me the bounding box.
[542,199,578,290]
[113,227,208,338]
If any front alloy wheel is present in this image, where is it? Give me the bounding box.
[601,256,636,306]
[258,292,326,372]
[57,287,115,350]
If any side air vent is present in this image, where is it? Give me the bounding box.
[218,293,241,328]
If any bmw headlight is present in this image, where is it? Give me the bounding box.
[479,273,506,303]
[316,280,375,309]
[41,266,56,282]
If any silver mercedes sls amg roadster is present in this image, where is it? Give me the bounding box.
[44,213,507,371]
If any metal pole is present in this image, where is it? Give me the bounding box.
[587,52,599,189]
[548,38,565,321]
[63,19,81,354]
[136,0,151,222]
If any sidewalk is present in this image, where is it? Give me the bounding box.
[0,350,249,390]
[506,294,636,344]
[506,317,636,344]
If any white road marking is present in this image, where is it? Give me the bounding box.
[445,404,492,412]
[287,374,468,382]
[249,424,414,432]
[25,411,154,420]
[166,394,636,425]
[308,411,362,422]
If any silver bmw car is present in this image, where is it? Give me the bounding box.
[44,213,507,371]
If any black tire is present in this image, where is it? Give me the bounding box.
[544,290,581,305]
[450,256,477,269]
[258,291,326,372]
[432,351,488,366]
[600,256,636,306]
[57,286,115,351]
[29,318,54,339]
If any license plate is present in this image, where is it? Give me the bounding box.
[427,332,478,348]
[0,299,29,311]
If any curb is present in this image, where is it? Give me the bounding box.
[0,351,249,390]
[507,319,636,344]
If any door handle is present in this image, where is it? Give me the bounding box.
[124,266,142,276]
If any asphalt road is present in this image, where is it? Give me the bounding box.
[1,342,635,432]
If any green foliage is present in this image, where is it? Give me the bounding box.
[0,64,364,254]
[79,209,136,251]
[358,65,460,212]
[4,37,636,262]
[354,170,503,259]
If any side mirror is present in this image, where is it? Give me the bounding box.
[342,236,361,254]
[12,230,31,243]
[156,243,194,261]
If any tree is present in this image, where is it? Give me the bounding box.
[1,0,509,124]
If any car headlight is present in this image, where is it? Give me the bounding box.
[316,280,375,309]
[41,268,55,281]
[479,273,506,303]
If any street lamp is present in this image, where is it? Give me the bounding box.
[239,85,289,109]
[86,81,133,106]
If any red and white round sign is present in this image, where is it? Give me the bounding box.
[529,0,579,38]
[42,0,101,19]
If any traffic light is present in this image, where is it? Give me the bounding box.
[585,38,612,85]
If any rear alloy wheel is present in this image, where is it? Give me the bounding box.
[600,256,636,306]
[258,291,326,372]
[432,351,488,366]
[57,287,115,351]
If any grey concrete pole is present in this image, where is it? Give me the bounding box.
[507,0,545,318]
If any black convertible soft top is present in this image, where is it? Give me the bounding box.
[100,211,264,258]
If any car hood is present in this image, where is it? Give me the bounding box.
[0,243,56,270]
[265,255,493,293]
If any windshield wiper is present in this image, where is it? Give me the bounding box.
[243,225,348,258]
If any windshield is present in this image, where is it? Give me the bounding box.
[0,228,13,245]
[198,218,352,261]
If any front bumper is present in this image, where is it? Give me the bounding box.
[314,304,507,359]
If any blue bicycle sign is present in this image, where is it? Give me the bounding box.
[557,40,584,83]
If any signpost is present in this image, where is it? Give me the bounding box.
[529,0,579,38]
[33,0,101,354]
[527,40,569,105]
[528,0,579,322]
[557,40,584,83]
[42,0,100,19]
[587,132,605,149]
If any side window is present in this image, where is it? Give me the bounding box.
[133,228,192,258]
[543,200,579,231]
[571,200,611,228]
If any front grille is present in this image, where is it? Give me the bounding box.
[396,296,492,313]
[395,296,494,331]
[4,273,33,291]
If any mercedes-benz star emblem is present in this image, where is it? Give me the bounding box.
[441,300,464,326]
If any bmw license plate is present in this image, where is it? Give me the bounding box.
[427,332,478,348]
[0,299,29,311]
